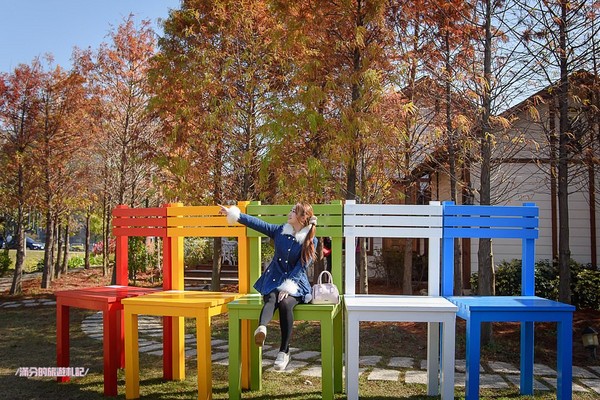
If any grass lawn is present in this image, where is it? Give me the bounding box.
[0,305,599,399]
[4,249,93,273]
[1,268,600,399]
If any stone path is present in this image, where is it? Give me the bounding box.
[4,299,600,395]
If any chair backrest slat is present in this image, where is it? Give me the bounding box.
[441,201,539,296]
[344,200,443,296]
[165,202,250,292]
[246,201,344,293]
[111,205,169,286]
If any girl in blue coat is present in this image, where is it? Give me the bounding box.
[219,202,317,371]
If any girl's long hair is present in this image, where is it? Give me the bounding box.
[294,202,316,265]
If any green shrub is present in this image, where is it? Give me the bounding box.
[128,237,158,280]
[0,249,12,277]
[574,269,600,310]
[184,237,210,268]
[68,255,85,269]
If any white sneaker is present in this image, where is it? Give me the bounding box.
[254,325,267,347]
[273,351,290,371]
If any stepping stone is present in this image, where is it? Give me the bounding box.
[388,357,414,368]
[534,363,556,376]
[146,350,163,356]
[588,366,600,377]
[450,373,506,389]
[139,342,163,352]
[540,377,588,392]
[368,368,400,381]
[487,361,519,374]
[405,370,427,385]
[580,379,600,394]
[4,304,20,308]
[454,359,484,372]
[267,360,307,373]
[211,352,228,361]
[294,350,320,361]
[360,355,381,366]
[421,359,483,372]
[480,374,509,389]
[300,365,323,377]
[504,375,550,391]
[185,348,197,357]
[214,345,228,351]
[573,366,598,378]
[211,339,227,346]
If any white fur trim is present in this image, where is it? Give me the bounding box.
[282,223,312,244]
[226,205,241,225]
[278,279,299,295]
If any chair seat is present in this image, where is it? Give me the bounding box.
[446,296,575,320]
[122,290,240,309]
[345,294,458,314]
[56,285,159,306]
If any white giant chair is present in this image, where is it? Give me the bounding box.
[344,200,458,399]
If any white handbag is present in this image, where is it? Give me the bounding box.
[311,270,340,304]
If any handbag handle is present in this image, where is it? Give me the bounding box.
[317,270,334,285]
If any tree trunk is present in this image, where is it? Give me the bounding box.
[557,0,571,304]
[61,220,70,275]
[478,0,494,345]
[84,207,91,269]
[358,237,368,294]
[41,209,55,288]
[10,212,25,295]
[54,221,63,279]
[211,237,223,291]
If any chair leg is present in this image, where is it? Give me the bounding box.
[102,307,118,397]
[321,316,334,400]
[196,311,211,400]
[56,303,70,384]
[125,311,140,399]
[441,318,456,400]
[557,315,573,400]
[520,321,534,395]
[228,310,242,400]
[345,313,360,400]
[333,308,344,393]
[465,317,481,400]
[426,321,440,396]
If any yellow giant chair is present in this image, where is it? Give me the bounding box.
[122,202,251,400]
[228,201,344,400]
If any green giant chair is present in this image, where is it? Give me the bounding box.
[228,201,343,400]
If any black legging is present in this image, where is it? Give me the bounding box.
[260,291,300,353]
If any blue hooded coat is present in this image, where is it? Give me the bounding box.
[232,210,315,302]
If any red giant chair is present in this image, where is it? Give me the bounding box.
[56,204,174,396]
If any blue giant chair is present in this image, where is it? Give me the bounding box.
[442,201,575,400]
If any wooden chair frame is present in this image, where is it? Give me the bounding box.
[442,201,575,400]
[343,200,457,400]
[227,201,344,400]
[56,204,171,396]
[123,202,250,400]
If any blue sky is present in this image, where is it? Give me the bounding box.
[0,0,180,73]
